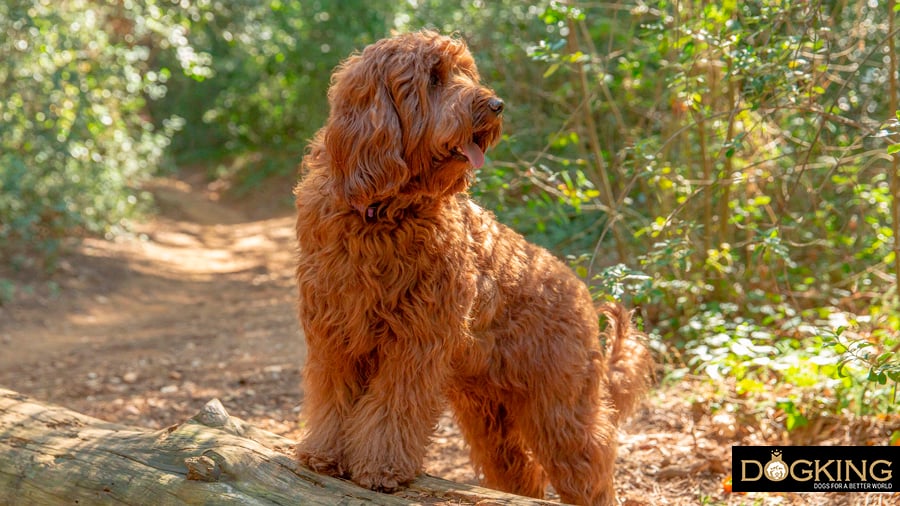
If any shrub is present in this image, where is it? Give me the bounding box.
[507,0,900,420]
[0,0,183,271]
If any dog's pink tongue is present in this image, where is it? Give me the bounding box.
[462,142,485,169]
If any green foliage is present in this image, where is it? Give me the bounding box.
[483,0,900,422]
[149,0,400,169]
[827,325,900,408]
[0,0,182,270]
[682,306,900,420]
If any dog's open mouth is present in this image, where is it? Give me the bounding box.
[450,138,486,169]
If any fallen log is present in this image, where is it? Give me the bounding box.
[0,388,554,505]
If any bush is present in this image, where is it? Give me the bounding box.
[502,0,900,420]
[0,0,183,271]
[148,0,401,172]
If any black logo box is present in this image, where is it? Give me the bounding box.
[732,446,899,493]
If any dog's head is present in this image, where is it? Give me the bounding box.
[320,30,504,214]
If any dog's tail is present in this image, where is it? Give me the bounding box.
[599,303,653,423]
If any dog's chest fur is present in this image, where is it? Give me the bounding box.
[295,189,480,359]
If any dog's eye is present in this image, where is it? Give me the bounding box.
[429,70,441,87]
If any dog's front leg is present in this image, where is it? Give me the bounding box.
[342,336,448,492]
[295,345,361,477]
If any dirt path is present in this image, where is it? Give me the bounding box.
[0,174,303,437]
[0,173,893,505]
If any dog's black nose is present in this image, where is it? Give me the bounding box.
[488,97,504,114]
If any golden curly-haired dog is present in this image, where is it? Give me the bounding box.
[294,30,652,506]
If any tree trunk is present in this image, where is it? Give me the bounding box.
[0,388,554,505]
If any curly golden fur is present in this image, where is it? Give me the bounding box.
[293,30,652,506]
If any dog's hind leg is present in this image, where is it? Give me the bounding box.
[446,388,548,499]
[514,352,618,506]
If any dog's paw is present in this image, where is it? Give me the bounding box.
[295,446,344,477]
[352,467,414,493]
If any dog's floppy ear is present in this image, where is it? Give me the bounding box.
[324,50,409,214]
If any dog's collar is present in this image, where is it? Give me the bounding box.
[363,202,384,223]
[360,200,423,223]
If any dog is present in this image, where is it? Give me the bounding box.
[293,30,652,506]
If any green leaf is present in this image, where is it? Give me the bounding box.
[543,62,561,78]
[785,412,809,431]
[867,369,887,385]
[888,143,900,155]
